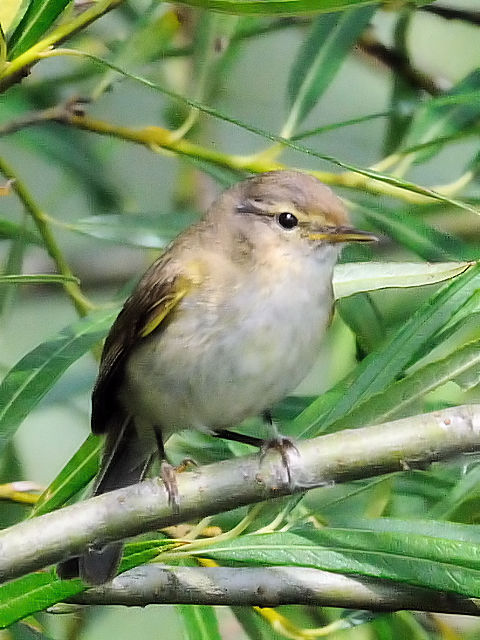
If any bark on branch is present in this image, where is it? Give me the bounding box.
[71,564,480,615]
[0,405,479,584]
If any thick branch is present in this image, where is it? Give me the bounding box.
[0,405,479,582]
[72,564,480,615]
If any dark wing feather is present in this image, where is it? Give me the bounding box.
[91,256,190,434]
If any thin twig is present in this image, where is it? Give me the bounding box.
[358,33,446,96]
[0,156,94,316]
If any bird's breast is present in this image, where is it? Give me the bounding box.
[123,249,335,435]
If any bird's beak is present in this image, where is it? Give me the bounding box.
[308,226,378,244]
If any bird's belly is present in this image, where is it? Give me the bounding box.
[123,269,333,435]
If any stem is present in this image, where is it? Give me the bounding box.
[49,110,448,205]
[0,156,94,316]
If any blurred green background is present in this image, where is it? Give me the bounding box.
[1,0,480,637]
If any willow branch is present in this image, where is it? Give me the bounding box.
[0,405,479,583]
[0,156,94,316]
[0,101,463,206]
[71,564,480,615]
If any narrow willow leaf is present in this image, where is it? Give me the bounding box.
[0,274,79,285]
[30,434,100,517]
[292,111,390,141]
[334,339,480,429]
[401,69,480,164]
[0,0,30,36]
[295,262,480,437]
[0,23,6,65]
[178,605,222,640]
[284,5,376,137]
[0,542,169,628]
[0,309,117,454]
[0,220,40,245]
[71,212,198,248]
[7,0,71,59]
[0,570,83,629]
[337,293,384,354]
[327,516,480,544]
[429,465,480,521]
[332,261,471,300]
[73,51,477,215]
[0,217,28,317]
[355,201,473,261]
[165,0,381,16]
[383,11,420,155]
[92,8,180,98]
[195,528,480,598]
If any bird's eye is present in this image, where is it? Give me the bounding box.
[278,212,298,230]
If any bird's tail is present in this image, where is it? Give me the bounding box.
[57,417,151,585]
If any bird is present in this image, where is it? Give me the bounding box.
[57,170,376,585]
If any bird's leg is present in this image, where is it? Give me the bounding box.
[214,411,299,487]
[153,425,179,513]
[213,429,264,448]
[260,409,299,487]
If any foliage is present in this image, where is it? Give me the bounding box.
[0,0,479,638]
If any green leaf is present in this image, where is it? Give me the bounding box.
[30,434,100,517]
[332,261,472,300]
[294,262,480,437]
[327,516,480,544]
[0,309,117,454]
[334,339,480,430]
[0,219,40,245]
[284,5,376,137]
[292,111,390,141]
[70,212,198,249]
[7,0,72,59]
[337,293,384,354]
[178,605,222,640]
[0,541,171,628]
[0,570,83,629]
[92,8,180,98]
[194,527,480,598]
[401,69,480,164]
[75,51,478,215]
[355,201,473,261]
[383,11,421,155]
[0,274,79,285]
[429,465,480,521]
[166,0,380,16]
[0,217,28,317]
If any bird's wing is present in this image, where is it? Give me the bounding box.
[91,258,191,434]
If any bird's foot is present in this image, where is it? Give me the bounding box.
[175,457,197,473]
[260,435,299,488]
[160,461,179,514]
[160,459,198,513]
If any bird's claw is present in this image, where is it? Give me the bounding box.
[160,461,179,514]
[260,436,299,488]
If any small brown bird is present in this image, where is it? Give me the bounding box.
[58,170,375,584]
